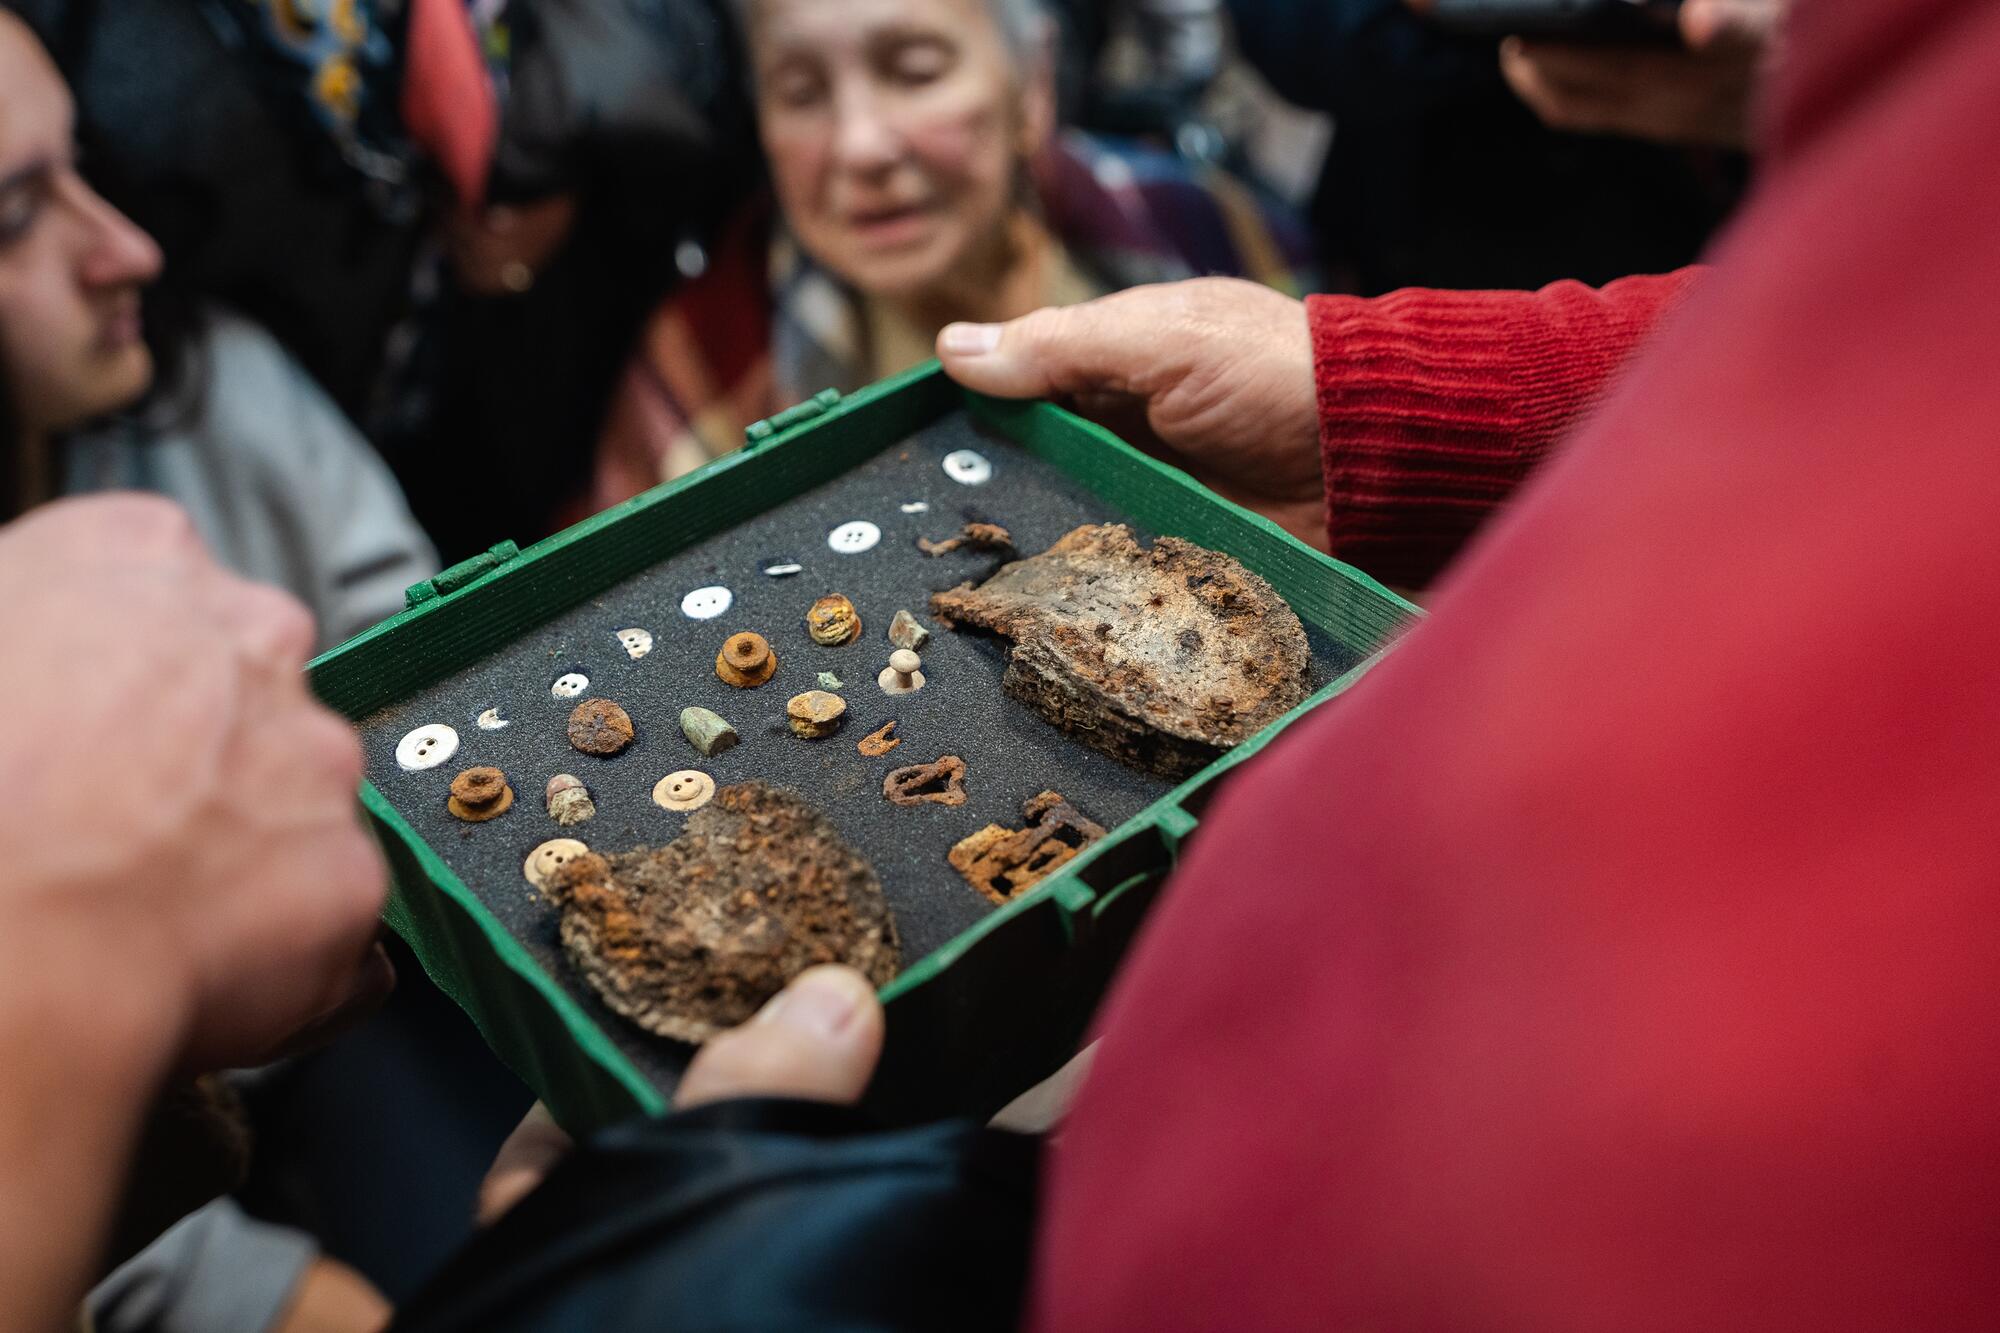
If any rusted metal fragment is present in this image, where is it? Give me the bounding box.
[857,720,902,757]
[882,755,967,806]
[917,522,1014,556]
[546,782,899,1042]
[948,791,1107,905]
[930,524,1311,778]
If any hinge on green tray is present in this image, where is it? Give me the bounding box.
[745,387,840,444]
[404,540,521,609]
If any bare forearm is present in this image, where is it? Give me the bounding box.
[0,921,179,1329]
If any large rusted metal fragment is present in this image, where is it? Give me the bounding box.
[544,782,899,1042]
[930,524,1311,777]
[948,791,1108,905]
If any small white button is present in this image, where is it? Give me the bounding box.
[827,520,881,554]
[681,585,733,619]
[551,672,590,699]
[899,501,930,513]
[762,561,803,578]
[396,723,460,772]
[524,838,590,892]
[616,627,654,660]
[475,708,509,731]
[941,450,992,485]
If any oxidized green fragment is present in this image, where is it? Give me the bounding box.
[679,706,740,757]
[817,671,844,690]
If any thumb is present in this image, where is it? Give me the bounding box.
[674,965,885,1110]
[937,286,1179,401]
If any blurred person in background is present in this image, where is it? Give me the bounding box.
[584,0,1315,508]
[0,11,425,1329]
[1227,0,1779,292]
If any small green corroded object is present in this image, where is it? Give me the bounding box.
[818,671,844,690]
[678,706,740,757]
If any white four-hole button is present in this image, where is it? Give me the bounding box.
[827,520,881,554]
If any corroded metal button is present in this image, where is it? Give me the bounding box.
[545,773,596,826]
[806,593,861,646]
[524,838,589,893]
[551,672,589,699]
[878,649,926,695]
[447,766,514,822]
[396,723,459,772]
[653,769,716,812]
[567,698,635,756]
[715,631,777,688]
[786,689,847,738]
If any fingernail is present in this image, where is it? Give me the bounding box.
[756,967,864,1038]
[940,322,1001,356]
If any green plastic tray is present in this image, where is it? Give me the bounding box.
[310,363,1418,1133]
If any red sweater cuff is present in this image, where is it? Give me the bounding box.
[1311,269,1701,587]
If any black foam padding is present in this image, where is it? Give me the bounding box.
[360,413,1356,1089]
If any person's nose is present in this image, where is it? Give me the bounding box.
[829,81,903,176]
[68,176,163,291]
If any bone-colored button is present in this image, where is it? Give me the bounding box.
[476,708,509,731]
[524,838,589,892]
[616,628,654,660]
[396,723,459,772]
[653,769,716,812]
[551,672,589,699]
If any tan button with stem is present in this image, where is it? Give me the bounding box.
[878,649,925,695]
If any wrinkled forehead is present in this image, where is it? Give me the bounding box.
[0,15,70,167]
[748,0,1012,57]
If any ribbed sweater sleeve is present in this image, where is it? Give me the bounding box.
[1311,268,1701,586]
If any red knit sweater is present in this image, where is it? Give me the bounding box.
[1034,0,2000,1326]
[1310,270,1699,587]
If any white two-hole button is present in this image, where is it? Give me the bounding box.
[476,708,509,731]
[551,672,590,699]
[681,586,733,619]
[396,723,459,772]
[524,838,589,892]
[941,449,992,485]
[827,520,881,554]
[616,627,654,659]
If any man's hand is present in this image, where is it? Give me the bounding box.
[0,495,389,1330]
[1499,0,1785,149]
[936,278,1330,550]
[0,495,388,1071]
[477,966,884,1225]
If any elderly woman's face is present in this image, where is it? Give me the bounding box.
[751,0,1044,300]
